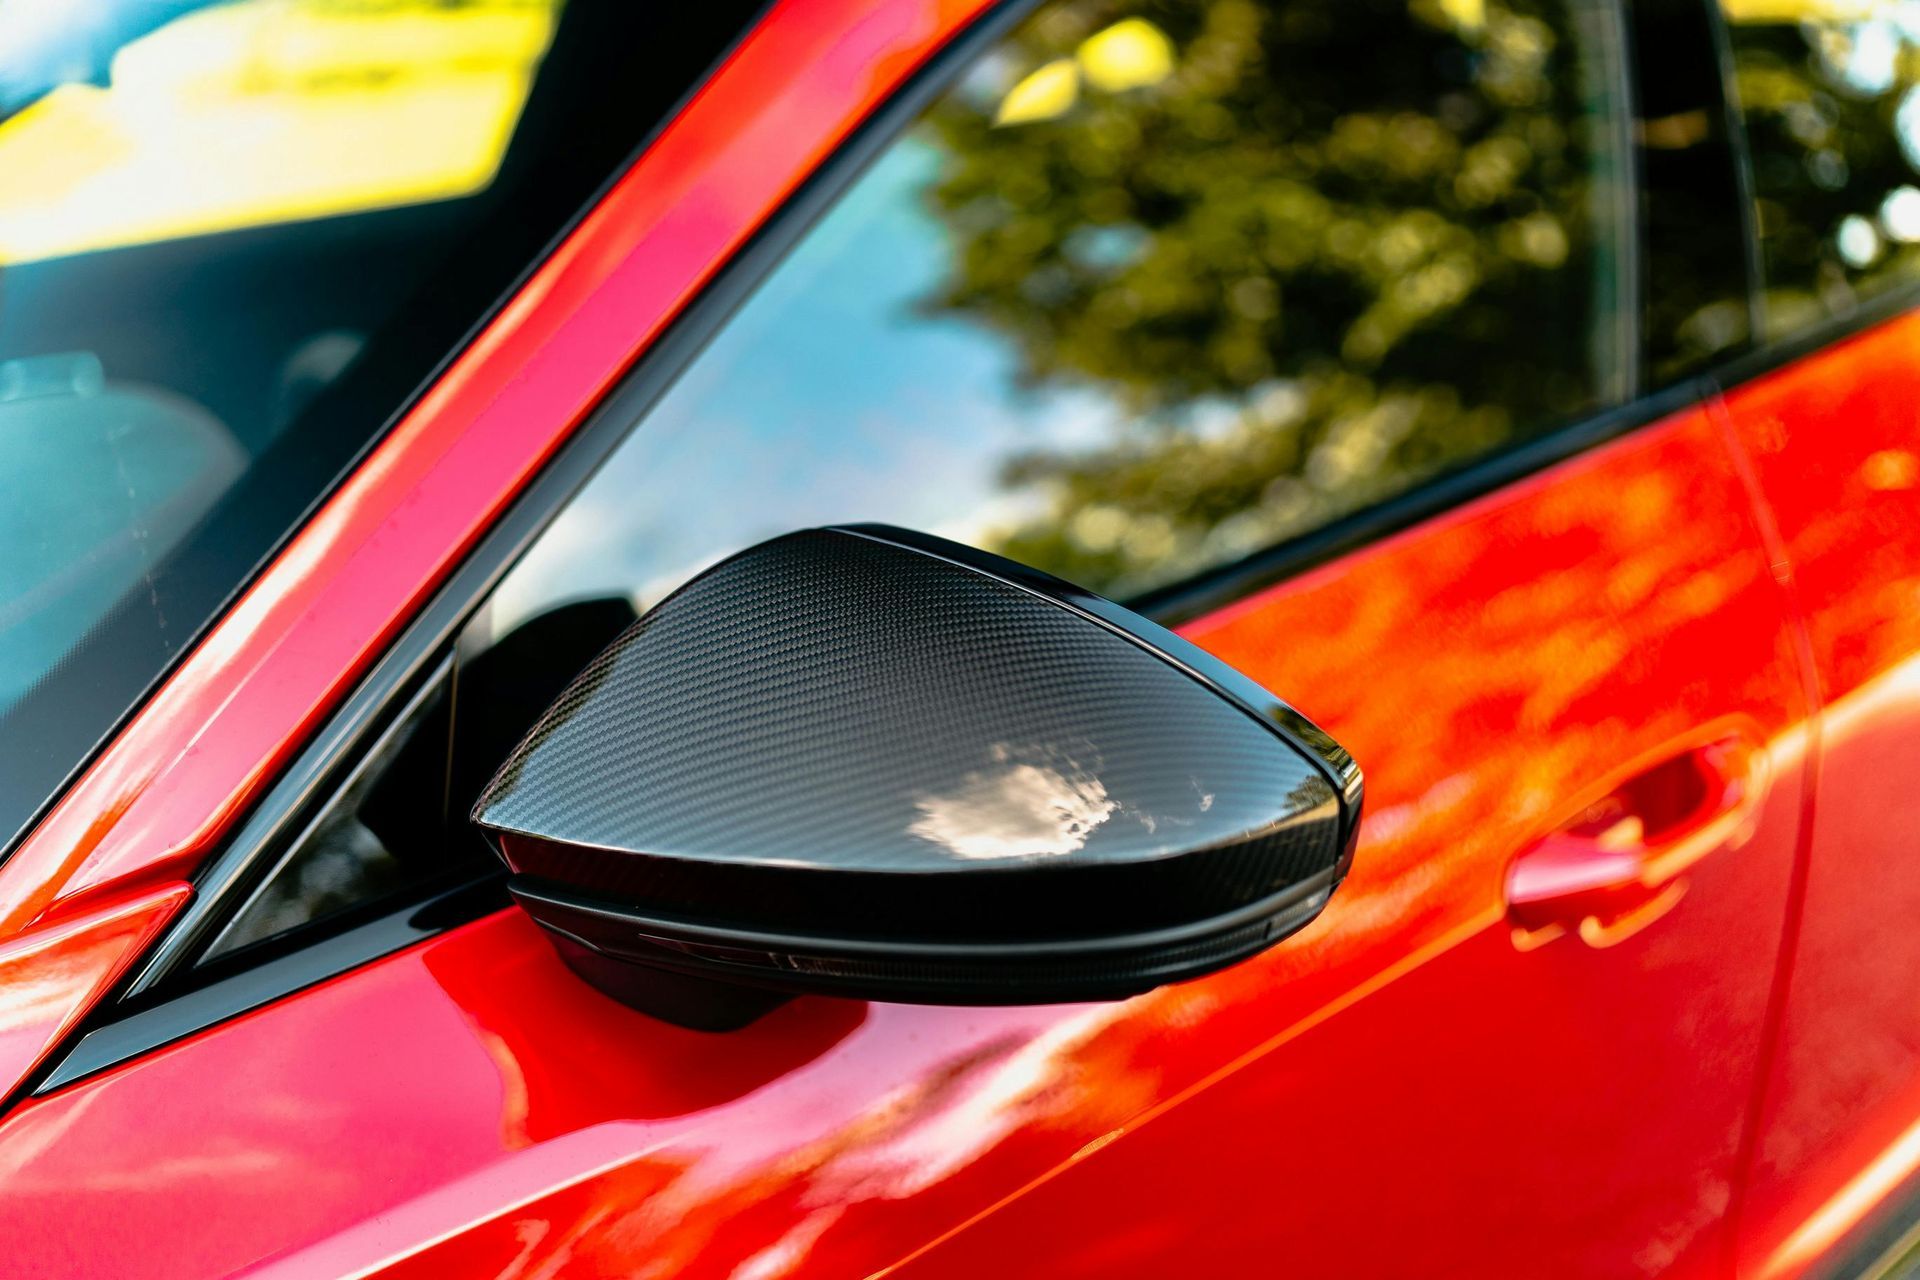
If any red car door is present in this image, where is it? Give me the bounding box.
[0,0,1815,1276]
[1701,8,1920,1273]
[1721,315,1920,1280]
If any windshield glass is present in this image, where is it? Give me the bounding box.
[0,0,754,853]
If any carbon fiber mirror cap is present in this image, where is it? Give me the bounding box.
[473,524,1361,1028]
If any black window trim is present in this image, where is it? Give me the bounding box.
[1708,269,1920,397]
[1702,0,1767,354]
[32,0,1919,1098]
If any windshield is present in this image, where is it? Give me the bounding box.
[0,0,756,853]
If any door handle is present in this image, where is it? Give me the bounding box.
[1506,731,1765,949]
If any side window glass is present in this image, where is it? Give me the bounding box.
[199,667,457,961]
[495,0,1635,621]
[1721,0,1920,338]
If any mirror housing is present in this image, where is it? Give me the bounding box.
[473,525,1361,1028]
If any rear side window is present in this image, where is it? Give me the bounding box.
[1720,0,1920,337]
[0,0,756,852]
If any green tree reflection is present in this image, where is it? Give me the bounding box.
[914,0,1619,596]
[1723,1,1920,337]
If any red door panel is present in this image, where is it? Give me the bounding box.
[1718,312,1920,1277]
[0,402,1808,1278]
[859,406,1815,1280]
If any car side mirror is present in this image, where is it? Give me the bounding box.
[471,524,1362,1029]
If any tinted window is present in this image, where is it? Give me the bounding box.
[200,664,458,960]
[199,0,1641,961]
[1721,0,1920,337]
[0,0,756,852]
[495,0,1636,622]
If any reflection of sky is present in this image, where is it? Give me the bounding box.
[489,138,1120,638]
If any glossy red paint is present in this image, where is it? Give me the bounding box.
[1715,311,1920,1277]
[0,402,1811,1277]
[0,0,994,1101]
[0,883,186,1100]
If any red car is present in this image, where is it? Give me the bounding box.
[2,0,1919,1274]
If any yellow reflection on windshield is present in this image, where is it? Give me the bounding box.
[0,0,559,265]
[1720,0,1885,20]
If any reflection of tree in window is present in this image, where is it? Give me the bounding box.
[480,0,1628,636]
[1723,0,1920,337]
[916,0,1619,596]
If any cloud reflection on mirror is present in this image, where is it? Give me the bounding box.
[908,743,1117,860]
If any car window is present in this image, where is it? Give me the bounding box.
[199,663,458,959]
[1720,0,1920,338]
[183,0,1644,970]
[0,0,758,855]
[500,0,1637,614]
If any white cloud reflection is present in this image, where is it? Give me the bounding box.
[908,749,1116,860]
